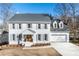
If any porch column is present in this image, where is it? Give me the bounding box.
[33,34,36,43]
[22,34,24,43]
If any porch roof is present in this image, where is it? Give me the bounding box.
[22,29,36,34]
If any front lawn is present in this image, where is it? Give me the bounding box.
[0,46,61,56]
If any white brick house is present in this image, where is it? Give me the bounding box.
[8,14,69,46]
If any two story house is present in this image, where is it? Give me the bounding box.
[8,14,69,47]
[8,14,51,46]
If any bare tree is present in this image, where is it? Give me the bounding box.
[54,3,70,25]
[54,3,79,42]
[68,3,79,41]
[0,3,15,31]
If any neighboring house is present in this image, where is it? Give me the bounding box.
[8,14,69,46]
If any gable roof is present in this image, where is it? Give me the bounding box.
[8,14,51,23]
[52,19,61,23]
[20,29,36,34]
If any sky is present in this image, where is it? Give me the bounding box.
[2,3,79,24]
[0,3,79,24]
[0,3,57,24]
[11,3,56,16]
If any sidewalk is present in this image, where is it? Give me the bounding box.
[51,42,79,56]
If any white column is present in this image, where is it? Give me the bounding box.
[33,34,36,43]
[67,33,69,42]
[22,34,24,43]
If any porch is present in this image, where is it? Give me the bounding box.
[18,29,50,47]
[19,29,36,47]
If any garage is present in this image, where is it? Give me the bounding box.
[50,32,69,42]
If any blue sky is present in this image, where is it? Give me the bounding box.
[12,3,56,16]
[0,3,57,24]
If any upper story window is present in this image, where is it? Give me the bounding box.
[45,24,47,29]
[55,23,57,28]
[28,24,32,28]
[38,24,41,29]
[19,24,21,29]
[53,21,58,29]
[59,21,64,29]
[13,24,15,29]
[60,24,62,27]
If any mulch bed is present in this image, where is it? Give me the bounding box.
[31,43,50,47]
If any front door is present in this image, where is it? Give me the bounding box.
[24,35,33,42]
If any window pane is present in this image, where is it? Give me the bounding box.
[13,34,15,40]
[38,34,41,41]
[38,24,41,29]
[55,24,56,28]
[28,24,32,28]
[45,24,47,29]
[13,24,15,29]
[45,34,48,41]
[18,34,22,40]
[19,24,21,29]
[61,24,62,27]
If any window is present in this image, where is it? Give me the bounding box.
[38,24,41,29]
[18,34,22,40]
[19,24,21,29]
[59,21,64,29]
[45,24,47,29]
[28,24,32,28]
[55,23,56,28]
[13,34,15,40]
[13,24,15,29]
[61,24,62,28]
[44,34,48,41]
[38,34,41,41]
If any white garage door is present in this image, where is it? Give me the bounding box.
[50,34,67,42]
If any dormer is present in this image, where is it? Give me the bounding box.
[59,21,64,29]
[53,21,58,29]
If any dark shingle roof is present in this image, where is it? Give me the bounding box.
[8,14,51,23]
[52,19,61,23]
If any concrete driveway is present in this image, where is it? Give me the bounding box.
[51,42,79,56]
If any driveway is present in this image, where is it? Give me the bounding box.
[51,42,79,56]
